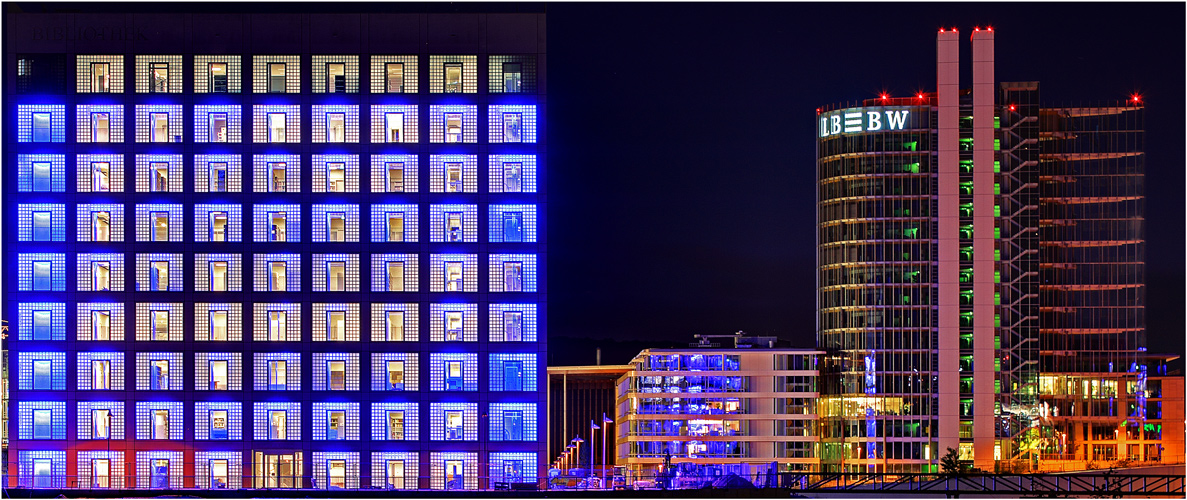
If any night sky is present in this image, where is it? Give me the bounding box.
[545,3,1186,359]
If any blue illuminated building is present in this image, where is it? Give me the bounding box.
[4,5,546,490]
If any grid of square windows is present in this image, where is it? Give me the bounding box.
[134,55,184,93]
[428,55,478,94]
[251,304,302,342]
[488,155,537,193]
[310,154,360,192]
[75,155,123,193]
[369,55,418,94]
[76,105,125,143]
[371,254,419,292]
[370,205,420,242]
[489,304,537,342]
[252,353,302,390]
[194,353,244,391]
[489,353,538,392]
[370,105,419,143]
[253,254,302,292]
[77,203,125,241]
[18,401,68,439]
[429,204,479,242]
[312,254,360,292]
[193,55,242,93]
[77,352,125,390]
[312,402,360,440]
[488,254,538,293]
[19,303,66,341]
[488,105,538,143]
[76,55,125,93]
[313,352,361,390]
[135,155,185,192]
[135,352,186,391]
[76,253,125,292]
[252,55,301,93]
[370,403,419,441]
[429,303,480,342]
[17,451,67,488]
[193,105,243,143]
[18,253,66,291]
[135,204,186,242]
[134,105,184,143]
[18,204,66,242]
[252,204,302,242]
[135,401,185,439]
[312,452,361,490]
[429,452,478,491]
[370,155,419,192]
[77,451,126,489]
[370,303,419,342]
[428,403,478,440]
[194,303,244,341]
[194,452,243,489]
[312,303,361,342]
[429,254,479,292]
[194,204,244,242]
[428,105,479,143]
[311,105,360,143]
[194,254,244,291]
[18,352,67,390]
[194,155,244,192]
[193,402,244,440]
[17,105,66,142]
[252,105,302,142]
[134,254,185,292]
[312,204,360,242]
[135,451,185,489]
[253,402,302,440]
[77,401,125,440]
[370,452,419,490]
[428,353,479,391]
[252,154,302,192]
[311,55,360,93]
[488,55,538,94]
[370,353,420,392]
[488,452,539,484]
[77,303,125,341]
[20,154,67,192]
[488,204,538,243]
[488,404,538,441]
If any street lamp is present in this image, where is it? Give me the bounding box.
[573,436,585,476]
[590,420,601,482]
[602,413,613,488]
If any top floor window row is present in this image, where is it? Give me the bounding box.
[54,55,538,95]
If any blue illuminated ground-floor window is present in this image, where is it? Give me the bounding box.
[34,459,53,487]
[327,459,346,489]
[385,459,406,489]
[445,459,464,490]
[210,459,229,489]
[503,460,524,483]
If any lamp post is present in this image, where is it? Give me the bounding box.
[573,436,585,481]
[590,420,601,484]
[603,413,613,488]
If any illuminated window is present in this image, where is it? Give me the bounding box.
[209,62,228,92]
[384,459,407,489]
[209,212,228,242]
[386,212,404,242]
[502,361,524,391]
[503,163,523,193]
[327,163,346,192]
[210,410,228,439]
[210,459,229,488]
[209,310,228,341]
[91,163,110,191]
[445,163,463,192]
[93,410,111,439]
[326,113,346,143]
[92,211,111,240]
[92,261,111,291]
[446,212,463,242]
[444,63,463,93]
[150,310,169,340]
[268,360,287,390]
[386,312,405,341]
[386,163,404,192]
[503,411,524,440]
[149,261,169,290]
[33,261,51,290]
[269,63,286,93]
[268,162,287,191]
[209,261,228,291]
[150,163,169,192]
[328,213,346,242]
[150,62,169,93]
[386,361,405,391]
[503,262,523,292]
[385,113,404,143]
[445,113,463,143]
[503,113,522,143]
[445,410,463,439]
[327,411,346,439]
[269,212,287,241]
[445,361,463,390]
[32,360,52,390]
[387,261,405,291]
[504,312,524,342]
[150,113,169,142]
[268,113,286,143]
[209,113,228,142]
[269,410,287,439]
[269,262,286,291]
[92,62,110,92]
[445,261,464,292]
[33,310,51,340]
[209,360,228,390]
[32,211,51,241]
[152,409,169,438]
[386,63,404,93]
[92,360,112,389]
[33,162,52,191]
[93,311,112,340]
[91,112,110,142]
[209,163,227,192]
[502,62,522,93]
[92,459,111,488]
[327,262,346,292]
[503,212,524,242]
[327,312,346,341]
[386,411,405,440]
[326,63,346,93]
[268,311,287,341]
[32,112,51,142]
[150,360,170,390]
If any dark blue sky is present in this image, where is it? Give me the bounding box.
[545,2,1185,358]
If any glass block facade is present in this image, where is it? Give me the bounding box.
[6,9,546,491]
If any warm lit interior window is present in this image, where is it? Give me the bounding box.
[328,213,346,242]
[445,311,463,341]
[91,62,110,93]
[444,63,462,93]
[210,261,229,291]
[151,162,169,191]
[326,63,345,93]
[387,212,404,242]
[92,261,111,291]
[151,211,170,241]
[91,112,110,142]
[446,211,463,241]
[210,212,228,241]
[150,310,170,340]
[328,312,346,341]
[209,62,228,93]
[445,163,463,192]
[386,311,404,341]
[326,113,346,142]
[93,211,111,240]
[328,262,346,292]
[209,113,228,142]
[387,261,404,291]
[149,260,170,291]
[327,163,346,192]
[385,112,404,142]
[210,310,228,341]
[444,113,462,143]
[386,163,404,192]
[209,360,228,390]
[269,63,286,93]
[269,212,287,242]
[268,113,286,143]
[445,410,463,438]
[269,162,286,191]
[386,63,404,93]
[91,162,110,192]
[93,310,112,340]
[386,361,405,391]
[269,262,287,292]
[445,261,463,292]
[328,361,346,390]
[150,113,169,142]
[150,62,169,92]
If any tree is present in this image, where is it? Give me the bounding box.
[940,447,967,476]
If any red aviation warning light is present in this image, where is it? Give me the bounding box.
[880,93,889,101]
[1008,104,1016,112]
[1131,94,1142,104]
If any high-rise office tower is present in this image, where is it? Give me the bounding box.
[815,28,1177,473]
[5,5,547,490]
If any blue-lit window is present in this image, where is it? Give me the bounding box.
[32,112,51,142]
[503,113,522,143]
[209,113,228,142]
[32,212,51,241]
[386,411,405,439]
[33,261,51,290]
[33,162,51,191]
[445,411,464,440]
[503,262,523,292]
[503,460,524,482]
[151,359,170,390]
[269,410,287,439]
[149,261,169,290]
[33,459,52,487]
[503,63,522,93]
[327,410,346,440]
[150,113,169,142]
[503,361,524,391]
[503,163,522,192]
[268,360,287,390]
[445,163,463,192]
[445,361,463,391]
[210,410,228,439]
[386,361,405,391]
[92,163,111,192]
[444,113,463,143]
[209,163,227,191]
[269,212,287,241]
[33,409,52,439]
[33,360,52,390]
[445,311,464,341]
[152,409,170,439]
[268,113,286,142]
[503,212,524,242]
[150,211,169,241]
[91,112,110,142]
[32,311,51,340]
[503,411,523,441]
